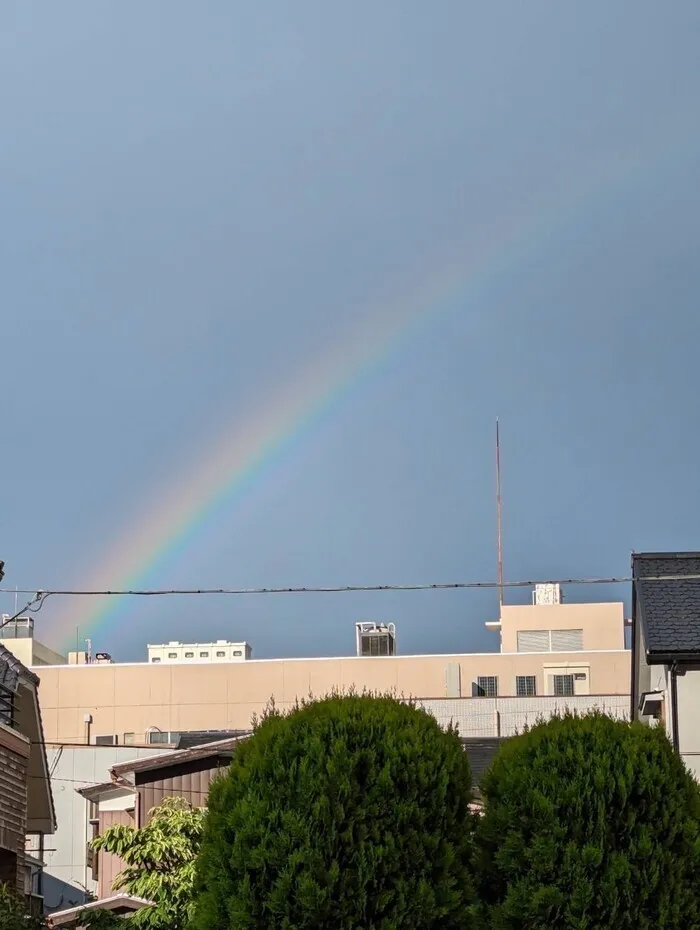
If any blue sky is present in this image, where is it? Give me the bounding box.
[2,2,700,660]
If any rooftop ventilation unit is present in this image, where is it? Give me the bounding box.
[532,583,562,605]
[355,622,396,658]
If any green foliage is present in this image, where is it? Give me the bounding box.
[0,884,45,929]
[91,796,205,930]
[79,909,124,929]
[475,712,700,929]
[192,693,476,930]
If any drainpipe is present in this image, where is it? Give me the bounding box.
[670,663,680,754]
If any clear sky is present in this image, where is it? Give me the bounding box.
[2,2,700,661]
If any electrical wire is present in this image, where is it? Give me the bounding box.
[0,572,692,602]
[0,592,49,630]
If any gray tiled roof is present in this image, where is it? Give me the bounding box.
[0,641,39,691]
[633,552,700,656]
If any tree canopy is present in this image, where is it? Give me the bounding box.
[475,712,700,929]
[192,693,476,930]
[90,796,205,930]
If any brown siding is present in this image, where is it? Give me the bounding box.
[98,809,135,899]
[136,757,228,823]
[0,741,28,891]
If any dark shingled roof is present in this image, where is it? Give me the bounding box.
[633,552,700,658]
[0,641,40,690]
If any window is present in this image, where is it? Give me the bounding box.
[147,730,180,745]
[551,629,583,651]
[95,735,117,746]
[517,629,584,653]
[233,650,242,656]
[516,630,550,653]
[199,651,209,658]
[553,674,574,697]
[168,652,178,659]
[151,657,161,663]
[184,651,194,658]
[474,676,498,697]
[216,651,226,658]
[516,675,537,697]
[123,732,135,745]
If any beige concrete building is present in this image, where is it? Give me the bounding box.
[33,585,630,747]
[1,617,66,667]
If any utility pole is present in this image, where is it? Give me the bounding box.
[496,420,504,609]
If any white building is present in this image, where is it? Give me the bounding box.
[36,745,166,915]
[146,639,252,664]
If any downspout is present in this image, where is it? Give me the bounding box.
[670,663,680,754]
[630,578,638,722]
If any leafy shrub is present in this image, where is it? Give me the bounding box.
[0,884,46,929]
[475,712,700,929]
[192,693,475,930]
[91,796,204,929]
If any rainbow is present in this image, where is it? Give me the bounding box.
[44,122,697,651]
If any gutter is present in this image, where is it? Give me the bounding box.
[645,651,700,665]
[670,663,681,754]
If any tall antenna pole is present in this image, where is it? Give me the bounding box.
[496,419,504,608]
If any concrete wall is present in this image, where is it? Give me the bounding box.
[34,650,630,745]
[41,745,164,913]
[499,602,625,653]
[2,638,66,668]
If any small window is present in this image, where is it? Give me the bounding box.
[216,650,226,658]
[553,674,575,697]
[147,730,180,745]
[199,651,209,658]
[168,652,178,659]
[474,676,498,698]
[551,629,583,652]
[95,735,117,746]
[233,650,242,656]
[123,732,135,745]
[516,630,550,653]
[516,675,537,697]
[184,651,194,658]
[151,657,161,663]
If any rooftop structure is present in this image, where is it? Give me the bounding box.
[355,622,396,657]
[146,640,252,664]
[0,617,67,667]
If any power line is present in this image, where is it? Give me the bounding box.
[0,574,664,601]
[0,592,48,630]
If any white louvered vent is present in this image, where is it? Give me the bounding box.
[551,629,583,652]
[516,630,550,653]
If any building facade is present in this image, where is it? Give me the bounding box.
[146,639,252,664]
[40,745,166,915]
[1,617,67,667]
[631,551,700,780]
[0,643,56,913]
[33,587,630,747]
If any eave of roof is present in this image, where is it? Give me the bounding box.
[0,641,39,686]
[111,734,249,777]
